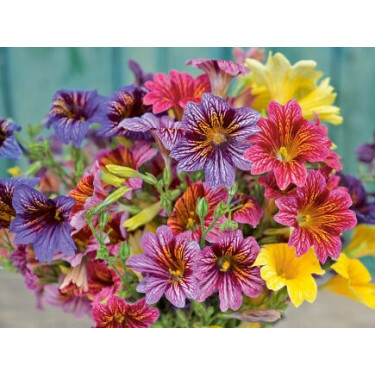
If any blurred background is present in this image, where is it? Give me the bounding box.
[0,47,374,327]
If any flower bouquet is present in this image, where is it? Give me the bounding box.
[1,48,374,328]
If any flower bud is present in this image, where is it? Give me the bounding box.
[196,197,209,218]
[101,170,125,187]
[93,186,130,214]
[106,164,140,178]
[123,201,161,231]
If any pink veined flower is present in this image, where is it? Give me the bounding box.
[126,225,200,308]
[196,230,263,312]
[186,59,248,97]
[143,70,210,117]
[231,193,263,227]
[274,170,357,263]
[244,100,331,190]
[92,296,159,328]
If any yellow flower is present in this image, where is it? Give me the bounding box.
[324,253,375,309]
[344,224,375,258]
[242,52,343,125]
[254,243,324,307]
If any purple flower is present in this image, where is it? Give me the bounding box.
[47,90,104,147]
[0,118,22,159]
[9,185,77,262]
[196,230,263,312]
[356,132,375,164]
[338,172,375,224]
[126,225,200,308]
[186,59,248,96]
[170,93,260,189]
[0,177,39,229]
[121,113,184,151]
[128,59,153,87]
[99,85,151,139]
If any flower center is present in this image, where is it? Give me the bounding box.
[185,211,198,230]
[169,268,184,282]
[0,130,6,146]
[114,313,125,324]
[218,257,232,272]
[212,133,226,145]
[54,209,63,222]
[297,213,312,227]
[276,146,292,162]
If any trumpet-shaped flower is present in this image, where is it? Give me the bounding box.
[92,296,159,328]
[10,185,77,262]
[170,93,260,189]
[186,59,248,97]
[0,177,38,229]
[324,253,375,309]
[242,52,343,125]
[0,118,23,159]
[143,70,210,116]
[47,90,104,147]
[127,225,200,308]
[344,224,375,258]
[254,243,324,307]
[196,230,263,312]
[99,85,151,139]
[274,170,357,263]
[167,182,227,241]
[244,100,331,190]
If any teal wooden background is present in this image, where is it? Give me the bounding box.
[0,47,374,178]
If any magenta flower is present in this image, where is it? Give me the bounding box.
[231,194,263,227]
[274,170,357,263]
[0,118,22,159]
[92,296,159,328]
[127,225,200,308]
[47,90,104,147]
[99,85,151,139]
[186,59,248,96]
[10,185,76,262]
[143,70,210,116]
[170,93,260,189]
[196,230,263,312]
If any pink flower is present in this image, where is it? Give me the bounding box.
[92,296,159,328]
[144,70,210,117]
[274,170,357,263]
[245,100,331,190]
[231,194,263,227]
[196,230,263,312]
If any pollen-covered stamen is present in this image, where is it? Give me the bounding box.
[218,257,233,272]
[169,267,184,282]
[276,146,296,162]
[211,133,227,145]
[297,213,312,227]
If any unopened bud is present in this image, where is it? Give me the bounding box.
[106,164,140,178]
[196,197,209,218]
[93,186,130,214]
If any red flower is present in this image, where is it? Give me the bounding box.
[231,194,263,227]
[274,170,357,263]
[244,100,331,190]
[167,182,227,242]
[144,70,210,116]
[92,296,159,328]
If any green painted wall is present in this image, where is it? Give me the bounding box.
[0,47,374,177]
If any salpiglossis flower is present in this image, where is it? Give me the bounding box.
[241,52,343,125]
[274,170,357,263]
[0,177,38,229]
[92,296,159,328]
[127,225,200,308]
[254,243,324,307]
[186,59,248,97]
[167,182,227,242]
[170,93,260,189]
[99,85,151,139]
[196,230,263,312]
[323,253,375,309]
[0,118,23,159]
[231,193,263,227]
[10,185,77,262]
[143,70,210,117]
[47,90,104,147]
[244,100,331,190]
